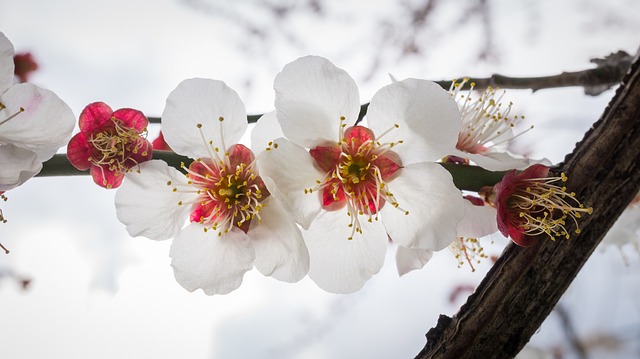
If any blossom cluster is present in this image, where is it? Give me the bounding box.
[109,56,591,295]
[0,30,594,295]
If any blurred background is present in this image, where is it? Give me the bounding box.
[1,0,640,358]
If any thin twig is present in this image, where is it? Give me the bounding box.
[145,51,632,124]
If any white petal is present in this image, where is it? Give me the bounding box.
[0,32,15,93]
[305,210,388,294]
[257,138,324,229]
[381,162,464,251]
[250,111,283,156]
[0,144,41,191]
[248,197,309,283]
[115,160,196,241]
[367,79,461,165]
[601,205,640,250]
[162,78,247,159]
[170,224,255,295]
[274,56,360,148]
[457,200,498,238]
[459,149,552,172]
[0,83,75,161]
[395,246,433,276]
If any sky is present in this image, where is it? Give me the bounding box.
[1,0,640,358]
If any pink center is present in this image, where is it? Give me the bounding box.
[309,125,401,217]
[186,144,270,234]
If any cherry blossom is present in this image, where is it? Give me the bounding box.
[396,195,498,275]
[258,56,465,293]
[599,192,640,262]
[115,78,308,295]
[67,102,153,189]
[0,31,75,191]
[445,79,548,171]
[482,164,592,246]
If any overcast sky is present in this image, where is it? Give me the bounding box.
[1,0,640,358]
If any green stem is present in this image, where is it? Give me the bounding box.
[38,153,507,191]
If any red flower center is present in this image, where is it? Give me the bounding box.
[182,143,270,235]
[308,119,403,239]
[490,164,592,246]
[87,117,149,174]
[450,79,532,156]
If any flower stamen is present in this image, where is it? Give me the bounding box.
[449,237,488,271]
[0,192,9,254]
[308,119,405,239]
[86,116,149,187]
[508,173,592,240]
[171,122,269,236]
[0,103,24,126]
[486,164,593,245]
[450,79,531,155]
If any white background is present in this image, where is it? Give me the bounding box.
[1,0,640,358]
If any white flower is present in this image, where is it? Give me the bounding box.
[258,56,466,293]
[115,78,309,295]
[600,193,640,262]
[0,31,74,191]
[447,79,549,171]
[396,196,498,276]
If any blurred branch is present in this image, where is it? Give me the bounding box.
[415,50,640,359]
[0,267,31,290]
[146,50,633,125]
[555,304,588,359]
[37,153,506,192]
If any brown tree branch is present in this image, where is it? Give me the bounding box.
[37,154,505,192]
[415,50,640,358]
[146,50,633,125]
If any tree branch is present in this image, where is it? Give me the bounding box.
[37,154,505,193]
[145,50,632,124]
[415,50,640,358]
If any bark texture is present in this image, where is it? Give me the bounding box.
[415,55,640,359]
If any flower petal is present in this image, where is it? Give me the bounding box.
[457,199,498,238]
[79,102,113,133]
[162,78,247,159]
[170,224,255,295]
[66,132,91,170]
[90,165,124,189]
[125,137,153,167]
[0,32,15,93]
[456,149,552,172]
[304,210,388,294]
[250,111,284,156]
[257,138,324,229]
[248,197,309,282]
[381,162,464,251]
[367,79,461,165]
[0,83,75,161]
[274,56,360,148]
[0,144,41,191]
[112,108,148,132]
[601,205,640,251]
[115,160,195,240]
[395,246,433,276]
[309,145,341,173]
